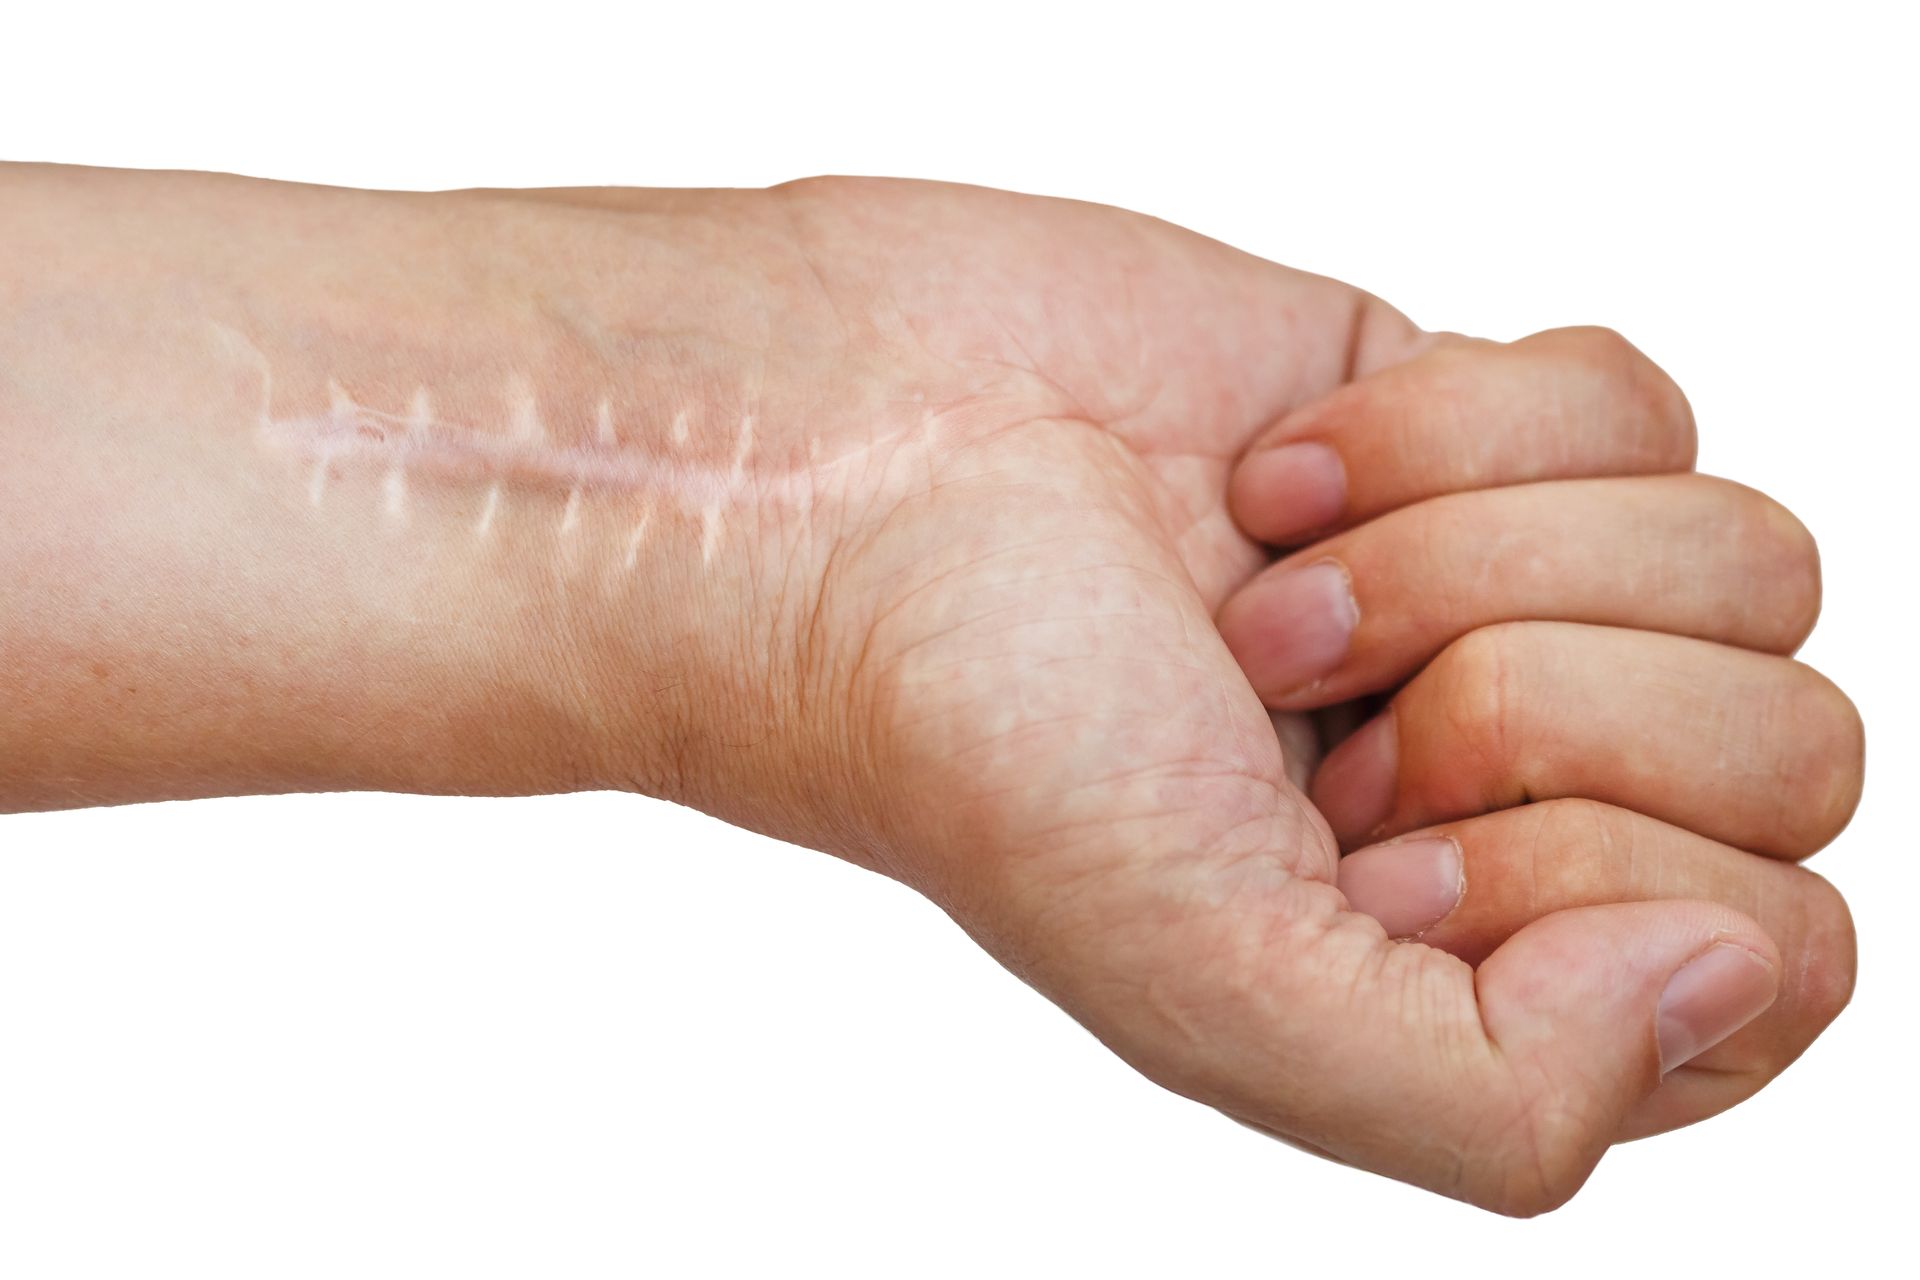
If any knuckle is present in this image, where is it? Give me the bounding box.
[1551,326,1697,467]
[1736,485,1824,648]
[1789,868,1858,1032]
[1773,665,1867,849]
[1425,624,1537,797]
[771,173,863,200]
[1550,324,1642,372]
[1471,1070,1606,1216]
[1694,476,1822,650]
[1523,798,1633,901]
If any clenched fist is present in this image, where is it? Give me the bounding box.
[0,166,1860,1214]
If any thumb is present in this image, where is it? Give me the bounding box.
[1003,847,1783,1215]
[1456,901,1780,1212]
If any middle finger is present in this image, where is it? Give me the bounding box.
[1217,473,1820,710]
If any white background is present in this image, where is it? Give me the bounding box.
[3,2,1914,1275]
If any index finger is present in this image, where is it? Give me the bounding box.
[1229,326,1698,545]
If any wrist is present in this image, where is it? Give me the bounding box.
[3,165,921,856]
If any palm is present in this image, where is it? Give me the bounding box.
[760,180,1400,1062]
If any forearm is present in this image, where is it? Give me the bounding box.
[0,164,809,814]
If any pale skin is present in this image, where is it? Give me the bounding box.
[0,165,1861,1214]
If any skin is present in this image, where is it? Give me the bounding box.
[0,165,1861,1214]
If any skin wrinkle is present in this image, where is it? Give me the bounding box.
[988,307,1094,425]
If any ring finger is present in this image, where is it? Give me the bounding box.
[1309,621,1864,858]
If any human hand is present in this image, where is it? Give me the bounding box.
[1218,327,1860,1149]
[0,168,1859,1215]
[553,178,1854,1212]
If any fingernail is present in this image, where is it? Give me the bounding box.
[1312,709,1398,839]
[1239,442,1346,541]
[1337,836,1462,939]
[1656,944,1778,1073]
[1232,560,1358,700]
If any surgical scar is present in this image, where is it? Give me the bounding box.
[223,327,932,569]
